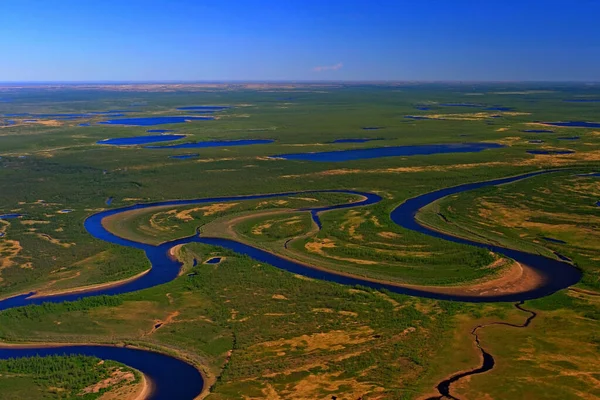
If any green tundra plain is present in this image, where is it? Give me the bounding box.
[0,83,599,399]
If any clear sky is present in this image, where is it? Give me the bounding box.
[1,0,599,82]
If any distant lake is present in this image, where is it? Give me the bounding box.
[0,214,22,219]
[273,142,505,162]
[543,121,600,128]
[97,134,186,146]
[98,116,214,126]
[170,153,200,159]
[145,139,274,149]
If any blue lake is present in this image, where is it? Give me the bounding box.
[485,106,513,111]
[97,134,187,146]
[331,138,382,143]
[405,116,435,120]
[205,257,222,264]
[527,150,575,155]
[362,126,383,130]
[106,197,114,206]
[0,214,22,219]
[170,154,200,159]
[273,142,505,162]
[145,139,274,149]
[98,116,214,126]
[0,172,582,398]
[543,121,600,128]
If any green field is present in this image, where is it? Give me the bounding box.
[0,83,599,399]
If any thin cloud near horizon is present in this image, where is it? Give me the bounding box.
[313,62,343,72]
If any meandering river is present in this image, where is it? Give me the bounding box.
[0,171,582,399]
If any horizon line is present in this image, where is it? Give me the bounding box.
[0,80,599,85]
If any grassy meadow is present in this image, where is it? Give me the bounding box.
[0,83,599,399]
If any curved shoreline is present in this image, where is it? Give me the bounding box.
[29,268,152,299]
[0,171,583,399]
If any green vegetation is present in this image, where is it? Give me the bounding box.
[0,355,139,400]
[1,83,599,399]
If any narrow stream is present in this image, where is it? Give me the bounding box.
[427,301,537,400]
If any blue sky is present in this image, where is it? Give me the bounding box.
[1,0,599,81]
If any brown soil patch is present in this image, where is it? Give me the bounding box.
[147,311,180,335]
[272,294,288,300]
[305,238,377,265]
[277,371,384,400]
[339,210,367,240]
[194,202,239,216]
[252,222,273,235]
[0,239,23,271]
[403,259,547,297]
[20,220,50,225]
[378,231,401,239]
[33,233,75,248]
[81,368,136,395]
[253,326,374,354]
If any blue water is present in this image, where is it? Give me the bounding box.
[147,129,175,133]
[485,106,513,111]
[273,143,505,162]
[415,106,432,111]
[192,259,198,267]
[106,197,114,206]
[362,126,383,130]
[544,121,600,128]
[78,123,91,127]
[331,138,382,143]
[557,136,580,140]
[0,346,203,400]
[170,154,199,159]
[205,257,222,264]
[176,106,230,111]
[98,116,214,126]
[60,209,73,213]
[0,172,583,398]
[543,237,566,244]
[97,134,186,146]
[527,150,575,155]
[145,139,274,149]
[522,130,554,133]
[0,214,22,219]
[405,115,435,120]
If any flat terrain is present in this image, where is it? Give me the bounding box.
[0,83,599,399]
